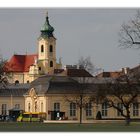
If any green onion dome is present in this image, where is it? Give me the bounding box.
[40,14,54,38]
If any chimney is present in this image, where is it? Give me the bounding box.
[64,65,77,70]
[122,67,129,74]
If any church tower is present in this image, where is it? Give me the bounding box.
[38,12,61,74]
[5,11,62,84]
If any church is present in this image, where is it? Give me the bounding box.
[1,12,95,121]
[5,12,62,84]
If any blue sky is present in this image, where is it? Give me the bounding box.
[0,9,139,71]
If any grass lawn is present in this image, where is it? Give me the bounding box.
[0,122,140,132]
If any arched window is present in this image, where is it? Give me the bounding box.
[50,45,53,52]
[35,101,37,112]
[41,102,43,112]
[15,80,19,85]
[41,45,44,53]
[50,61,53,67]
[28,103,31,112]
[39,67,41,71]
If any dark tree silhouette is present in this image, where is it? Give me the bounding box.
[119,10,140,49]
[97,75,140,125]
[77,56,101,75]
[0,57,8,87]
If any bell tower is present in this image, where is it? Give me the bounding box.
[38,12,57,74]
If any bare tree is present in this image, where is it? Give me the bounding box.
[64,56,99,124]
[119,10,140,49]
[0,57,8,87]
[77,56,101,75]
[97,75,140,125]
[64,83,94,124]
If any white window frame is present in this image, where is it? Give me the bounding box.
[70,103,76,117]
[86,103,92,117]
[15,104,20,109]
[117,103,124,116]
[133,103,139,117]
[54,103,60,111]
[102,102,108,117]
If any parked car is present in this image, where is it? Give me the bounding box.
[0,115,11,122]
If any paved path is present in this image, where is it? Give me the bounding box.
[44,120,125,123]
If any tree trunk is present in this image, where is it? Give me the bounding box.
[80,106,82,124]
[125,108,131,125]
[79,95,83,124]
[125,116,131,125]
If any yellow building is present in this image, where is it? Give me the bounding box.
[0,84,28,120]
[0,74,140,122]
[24,75,140,121]
[5,13,62,84]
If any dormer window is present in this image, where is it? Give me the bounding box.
[41,45,44,53]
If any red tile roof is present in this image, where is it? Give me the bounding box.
[96,71,123,78]
[67,69,93,77]
[54,68,93,77]
[5,54,38,72]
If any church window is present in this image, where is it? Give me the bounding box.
[50,61,53,67]
[15,80,19,85]
[41,45,44,53]
[39,67,41,71]
[50,45,53,52]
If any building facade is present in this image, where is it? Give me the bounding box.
[0,84,29,115]
[23,75,140,121]
[0,74,140,121]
